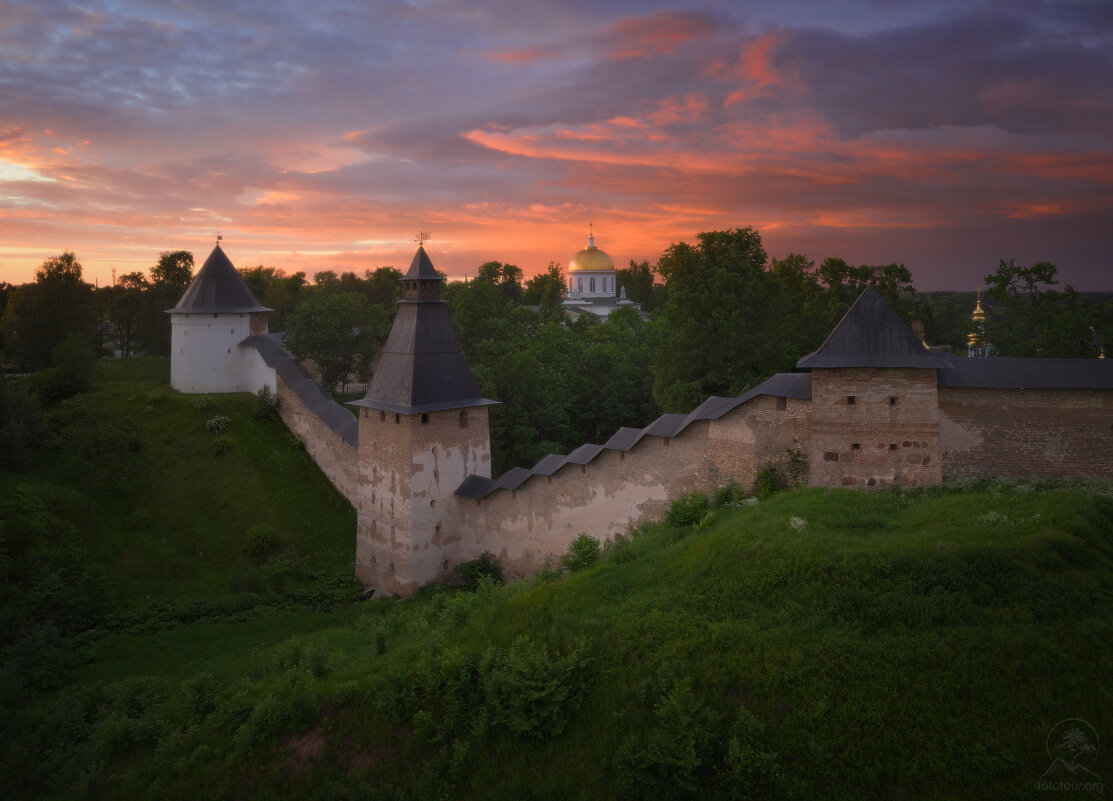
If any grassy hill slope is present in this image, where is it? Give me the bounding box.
[3,361,1112,800]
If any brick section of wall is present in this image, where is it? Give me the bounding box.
[275,375,359,506]
[808,368,942,489]
[356,406,492,596]
[939,387,1113,479]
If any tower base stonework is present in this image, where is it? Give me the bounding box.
[355,405,491,596]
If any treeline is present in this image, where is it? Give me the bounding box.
[4,229,1112,476]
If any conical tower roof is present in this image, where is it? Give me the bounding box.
[169,243,270,314]
[352,247,497,414]
[797,287,951,369]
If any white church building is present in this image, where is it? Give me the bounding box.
[561,230,640,319]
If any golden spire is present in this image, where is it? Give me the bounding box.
[973,287,985,320]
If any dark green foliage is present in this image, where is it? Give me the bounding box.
[616,259,660,311]
[449,280,658,474]
[454,551,504,589]
[255,384,280,419]
[559,534,601,572]
[613,677,722,800]
[0,377,46,468]
[753,463,782,499]
[666,492,711,527]
[0,486,109,643]
[1,252,98,370]
[653,228,780,412]
[285,292,390,398]
[34,334,95,401]
[244,523,284,562]
[711,482,745,508]
[983,259,1108,357]
[478,635,594,739]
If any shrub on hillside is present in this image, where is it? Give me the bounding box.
[205,415,230,434]
[712,482,746,508]
[753,464,782,499]
[612,677,721,800]
[560,534,601,572]
[255,385,279,419]
[454,551,503,589]
[0,378,46,469]
[666,492,711,528]
[192,396,215,412]
[243,524,283,562]
[478,636,594,739]
[34,335,93,402]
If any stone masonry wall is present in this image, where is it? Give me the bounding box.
[450,395,809,581]
[356,406,492,596]
[939,387,1113,479]
[275,374,359,506]
[454,423,714,580]
[808,368,942,489]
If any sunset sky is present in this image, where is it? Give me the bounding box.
[1,0,1110,289]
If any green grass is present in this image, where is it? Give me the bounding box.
[1,357,356,608]
[3,360,1112,800]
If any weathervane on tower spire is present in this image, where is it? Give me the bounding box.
[415,231,432,247]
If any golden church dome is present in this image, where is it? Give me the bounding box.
[568,232,615,273]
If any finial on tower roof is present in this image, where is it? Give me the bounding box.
[415,231,432,248]
[588,221,595,248]
[217,232,223,243]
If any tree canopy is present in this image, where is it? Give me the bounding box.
[284,292,390,399]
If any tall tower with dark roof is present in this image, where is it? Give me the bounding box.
[350,246,498,595]
[168,243,271,393]
[797,287,948,489]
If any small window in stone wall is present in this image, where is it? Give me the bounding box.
[459,409,468,429]
[847,396,856,405]
[852,443,861,450]
[889,443,898,451]
[889,396,898,406]
[776,396,787,411]
[421,413,429,425]
[380,411,386,422]
[395,414,400,424]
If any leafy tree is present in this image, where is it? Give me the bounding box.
[102,272,149,357]
[239,265,285,301]
[653,229,787,412]
[616,259,661,311]
[34,335,94,402]
[769,253,828,359]
[920,294,973,353]
[522,262,566,318]
[284,292,389,398]
[313,270,340,290]
[135,250,194,356]
[984,259,1098,357]
[150,250,194,290]
[363,267,403,310]
[475,261,525,304]
[0,252,97,370]
[819,258,914,325]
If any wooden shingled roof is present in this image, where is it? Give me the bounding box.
[168,244,270,314]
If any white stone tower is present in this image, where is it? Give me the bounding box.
[168,243,271,393]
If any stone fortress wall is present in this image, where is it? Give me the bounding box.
[172,243,1113,597]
